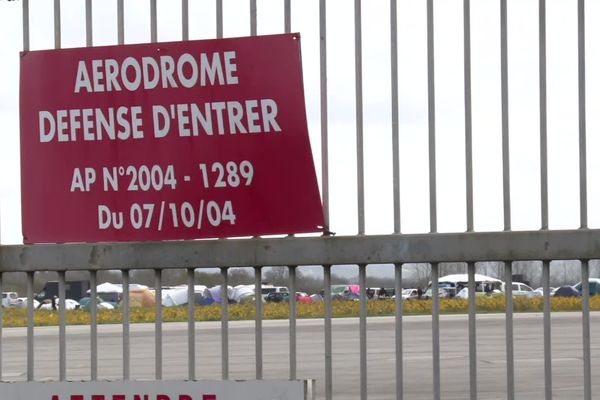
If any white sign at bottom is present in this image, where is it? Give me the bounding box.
[0,380,313,400]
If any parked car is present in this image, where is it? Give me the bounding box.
[78,296,115,311]
[265,292,290,303]
[401,288,420,301]
[421,288,450,300]
[533,287,557,297]
[501,282,540,298]
[573,278,600,296]
[553,286,580,298]
[295,292,313,303]
[261,286,289,300]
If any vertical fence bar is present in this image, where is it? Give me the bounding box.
[154,269,162,380]
[539,2,548,232]
[467,262,477,400]
[150,0,157,43]
[85,0,92,46]
[355,0,365,235]
[58,271,66,381]
[464,0,476,396]
[539,1,551,399]
[122,269,130,380]
[394,264,403,400]
[320,0,329,227]
[431,263,440,400]
[577,0,587,230]
[54,0,61,49]
[90,270,98,380]
[254,267,263,379]
[324,265,333,400]
[284,0,291,34]
[359,265,368,400]
[27,271,34,381]
[289,266,297,380]
[500,1,511,233]
[577,1,591,394]
[581,260,591,400]
[390,2,404,393]
[390,0,400,233]
[220,267,229,380]
[117,0,124,45]
[216,0,223,39]
[427,0,437,236]
[182,0,189,40]
[250,0,257,36]
[23,0,30,52]
[500,0,514,397]
[542,260,552,399]
[427,0,439,398]
[464,0,474,234]
[504,262,514,400]
[187,268,196,380]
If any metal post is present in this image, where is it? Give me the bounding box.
[187,268,196,380]
[324,265,333,400]
[58,271,66,381]
[355,0,365,235]
[320,0,329,227]
[505,262,514,400]
[122,269,130,380]
[500,1,514,396]
[289,266,297,380]
[431,263,440,400]
[250,0,257,36]
[54,0,61,49]
[394,264,403,400]
[23,0,30,52]
[27,271,34,381]
[216,0,223,39]
[254,266,263,379]
[577,0,587,230]
[391,0,400,234]
[85,0,92,46]
[155,269,162,380]
[182,0,189,41]
[90,270,98,380]
[581,260,591,400]
[117,0,124,45]
[284,0,291,34]
[542,260,552,399]
[221,267,229,379]
[359,264,368,400]
[464,0,474,233]
[467,262,477,400]
[150,0,157,43]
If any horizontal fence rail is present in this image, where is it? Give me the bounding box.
[2,229,600,271]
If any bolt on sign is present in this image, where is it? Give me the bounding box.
[20,33,324,244]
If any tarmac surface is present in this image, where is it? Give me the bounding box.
[2,312,599,399]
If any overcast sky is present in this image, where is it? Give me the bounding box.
[2,0,600,245]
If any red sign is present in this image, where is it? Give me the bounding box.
[20,34,324,244]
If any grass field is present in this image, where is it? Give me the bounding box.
[3,296,599,327]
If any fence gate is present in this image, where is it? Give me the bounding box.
[1,1,600,400]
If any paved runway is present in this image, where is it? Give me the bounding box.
[1,312,599,399]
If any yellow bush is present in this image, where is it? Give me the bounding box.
[2,296,598,327]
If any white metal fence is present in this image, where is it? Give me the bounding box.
[1,1,600,399]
